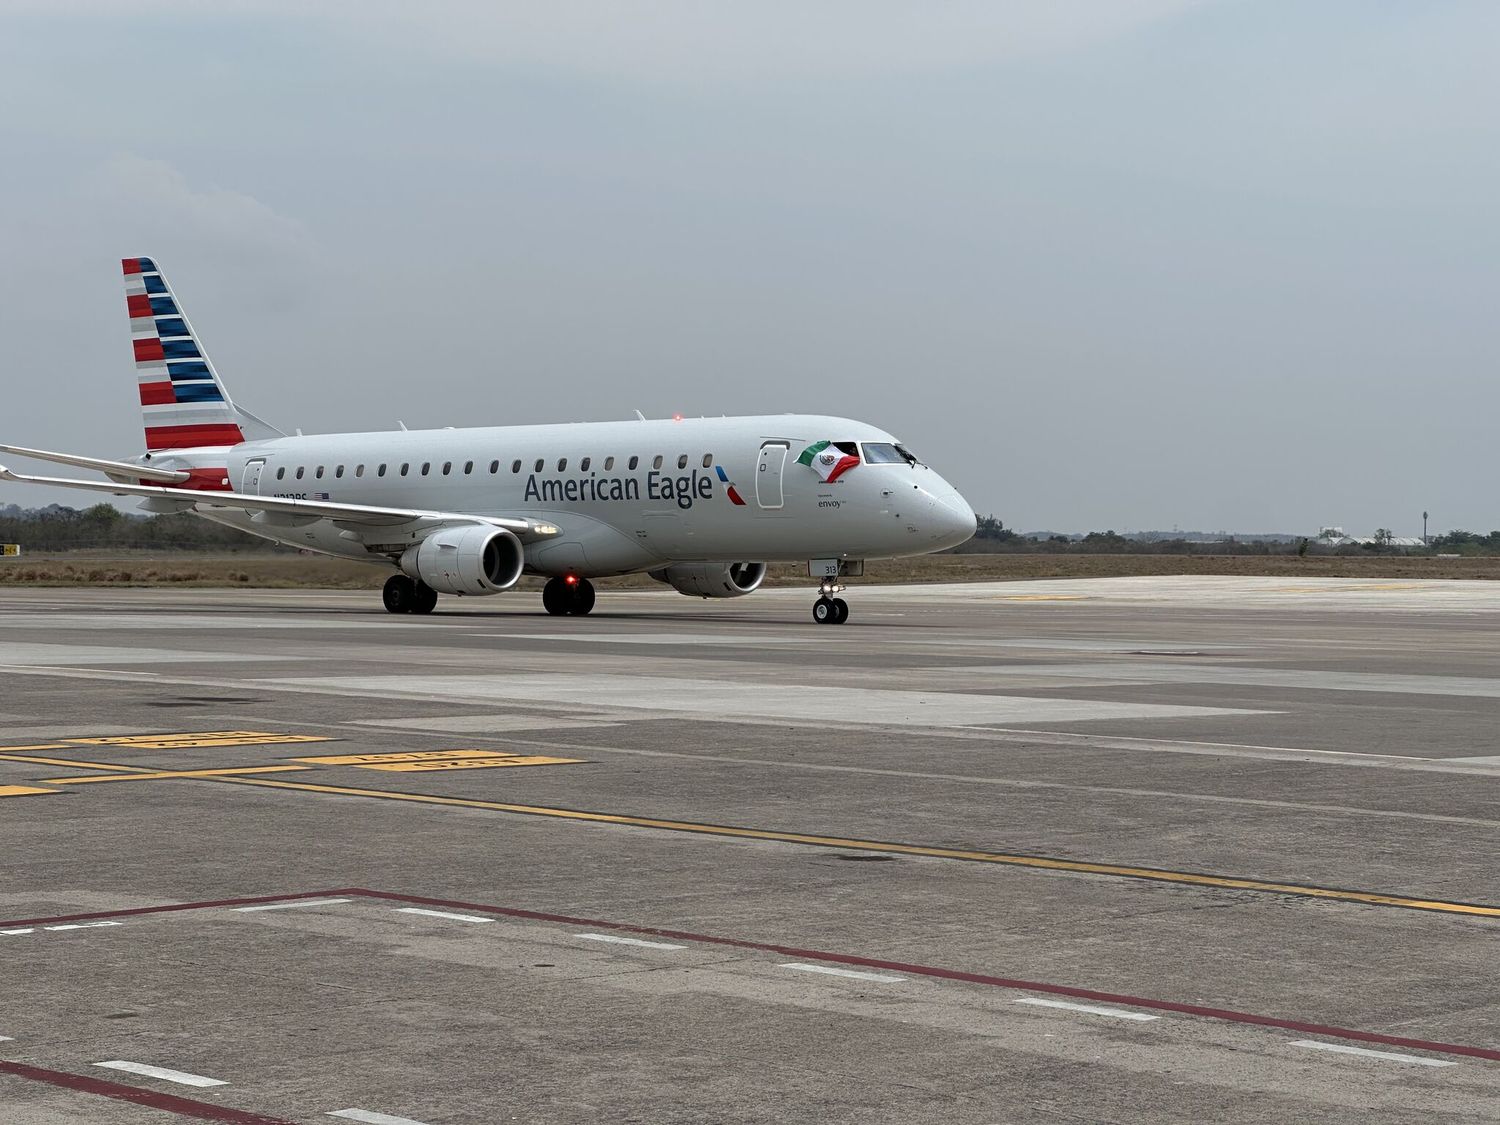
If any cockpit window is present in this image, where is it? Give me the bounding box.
[862,442,920,465]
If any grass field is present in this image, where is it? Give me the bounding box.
[1,551,1497,588]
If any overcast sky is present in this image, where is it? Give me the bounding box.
[2,1,1496,534]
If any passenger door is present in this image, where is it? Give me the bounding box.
[756,441,788,510]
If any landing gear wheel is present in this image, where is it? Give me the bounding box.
[410,581,438,615]
[542,577,569,616]
[566,577,596,616]
[830,597,849,624]
[813,597,836,624]
[383,574,416,614]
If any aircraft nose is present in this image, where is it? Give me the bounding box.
[926,479,977,547]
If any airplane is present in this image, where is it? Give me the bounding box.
[0,258,976,624]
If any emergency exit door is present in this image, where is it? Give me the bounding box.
[756,441,788,509]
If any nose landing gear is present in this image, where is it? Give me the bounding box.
[812,578,849,625]
[543,575,596,616]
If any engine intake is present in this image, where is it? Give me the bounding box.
[649,561,767,599]
[401,525,524,596]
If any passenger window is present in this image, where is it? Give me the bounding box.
[604,456,615,470]
[464,461,473,475]
[702,454,713,468]
[335,465,345,478]
[355,465,364,478]
[512,460,521,473]
[276,467,286,480]
[315,466,325,479]
[421,462,431,475]
[400,463,409,476]
[581,457,591,471]
[534,458,544,472]
[628,456,639,470]
[653,455,663,470]
[489,460,498,474]
[295,467,304,479]
[677,454,688,469]
[378,464,387,477]
[557,458,567,471]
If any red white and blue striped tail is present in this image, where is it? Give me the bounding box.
[123,257,246,451]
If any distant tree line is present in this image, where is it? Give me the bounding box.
[960,516,1500,556]
[2,504,1497,557]
[0,504,282,553]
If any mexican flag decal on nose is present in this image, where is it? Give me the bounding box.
[797,441,860,483]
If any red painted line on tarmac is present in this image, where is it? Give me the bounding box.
[0,1061,295,1124]
[0,888,365,930]
[342,888,1500,1065]
[6,887,1497,1066]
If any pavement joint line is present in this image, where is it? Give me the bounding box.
[0,1060,294,1124]
[94,1060,227,1087]
[209,774,1500,921]
[1015,997,1159,1021]
[0,885,1494,1065]
[1291,1040,1458,1067]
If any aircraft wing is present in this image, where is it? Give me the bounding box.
[0,461,560,542]
[0,444,192,484]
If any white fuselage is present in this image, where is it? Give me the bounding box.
[142,414,976,577]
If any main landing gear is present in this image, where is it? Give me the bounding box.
[812,578,849,625]
[543,575,596,616]
[383,574,438,615]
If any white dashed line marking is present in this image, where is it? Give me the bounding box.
[394,907,493,924]
[232,898,352,913]
[1292,1040,1456,1067]
[93,1060,228,1087]
[2,921,122,936]
[1015,997,1159,1021]
[327,1109,435,1125]
[577,932,686,951]
[780,963,906,983]
[0,1035,13,1042]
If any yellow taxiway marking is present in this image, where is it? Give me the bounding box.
[0,744,71,753]
[1271,583,1423,594]
[360,756,582,772]
[0,754,154,772]
[292,749,583,771]
[292,750,507,766]
[41,765,311,785]
[0,785,59,797]
[210,774,1500,920]
[66,731,334,750]
[7,748,1497,921]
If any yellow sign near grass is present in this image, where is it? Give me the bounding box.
[1,544,19,557]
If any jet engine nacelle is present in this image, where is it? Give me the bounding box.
[401,525,524,596]
[649,561,767,599]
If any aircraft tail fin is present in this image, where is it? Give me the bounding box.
[122,257,283,450]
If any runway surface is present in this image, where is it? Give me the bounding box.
[3,575,1500,1123]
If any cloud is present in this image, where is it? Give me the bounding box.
[5,1,1213,82]
[87,155,306,255]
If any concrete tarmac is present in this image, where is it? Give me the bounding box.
[2,575,1500,1123]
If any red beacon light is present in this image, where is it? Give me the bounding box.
[672,413,683,422]
[565,574,578,586]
